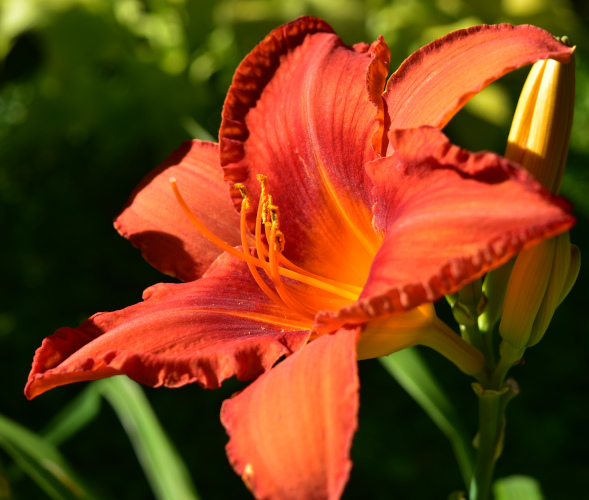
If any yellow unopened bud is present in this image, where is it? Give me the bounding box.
[498,48,579,350]
[506,45,575,193]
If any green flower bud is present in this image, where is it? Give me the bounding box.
[527,232,575,346]
[499,238,556,349]
[558,244,581,305]
[500,233,579,349]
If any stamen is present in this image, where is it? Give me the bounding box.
[254,176,362,296]
[268,221,317,320]
[170,178,359,302]
[255,176,268,262]
[233,183,251,211]
[233,183,287,309]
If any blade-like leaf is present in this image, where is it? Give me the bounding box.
[42,386,102,446]
[0,413,95,500]
[380,348,474,487]
[493,475,544,500]
[96,377,200,500]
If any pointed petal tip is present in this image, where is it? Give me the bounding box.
[385,23,575,133]
[221,328,359,500]
[24,254,312,399]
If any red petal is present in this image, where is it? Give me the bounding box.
[221,327,359,500]
[219,16,390,286]
[25,252,311,399]
[314,127,575,331]
[115,140,241,282]
[384,24,574,149]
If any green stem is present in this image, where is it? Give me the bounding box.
[469,385,506,500]
[482,327,496,370]
[462,322,495,374]
[469,380,519,500]
[491,342,526,388]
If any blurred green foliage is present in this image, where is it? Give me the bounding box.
[1,0,588,498]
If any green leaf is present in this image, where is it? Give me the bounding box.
[493,475,544,500]
[42,386,102,446]
[96,377,200,500]
[380,348,474,488]
[0,413,95,500]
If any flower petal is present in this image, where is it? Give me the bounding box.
[221,327,359,500]
[25,252,311,399]
[219,16,390,285]
[115,140,241,282]
[314,127,575,331]
[384,24,574,151]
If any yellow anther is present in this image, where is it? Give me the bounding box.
[263,195,274,225]
[256,175,272,225]
[171,175,360,326]
[268,204,280,225]
[274,230,285,254]
[233,183,251,211]
[256,174,268,196]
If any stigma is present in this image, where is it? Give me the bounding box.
[170,176,362,321]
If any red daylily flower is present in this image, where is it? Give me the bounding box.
[26,17,574,500]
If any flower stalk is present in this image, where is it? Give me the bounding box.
[468,43,578,500]
[469,381,520,500]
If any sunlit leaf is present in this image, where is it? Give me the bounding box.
[493,475,544,500]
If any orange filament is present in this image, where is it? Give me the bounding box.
[268,206,316,319]
[170,177,360,319]
[233,183,287,310]
[255,175,363,295]
[277,254,363,295]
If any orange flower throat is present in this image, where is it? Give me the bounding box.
[170,176,362,321]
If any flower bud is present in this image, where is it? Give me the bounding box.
[505,43,575,194]
[498,47,579,349]
[500,233,579,349]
